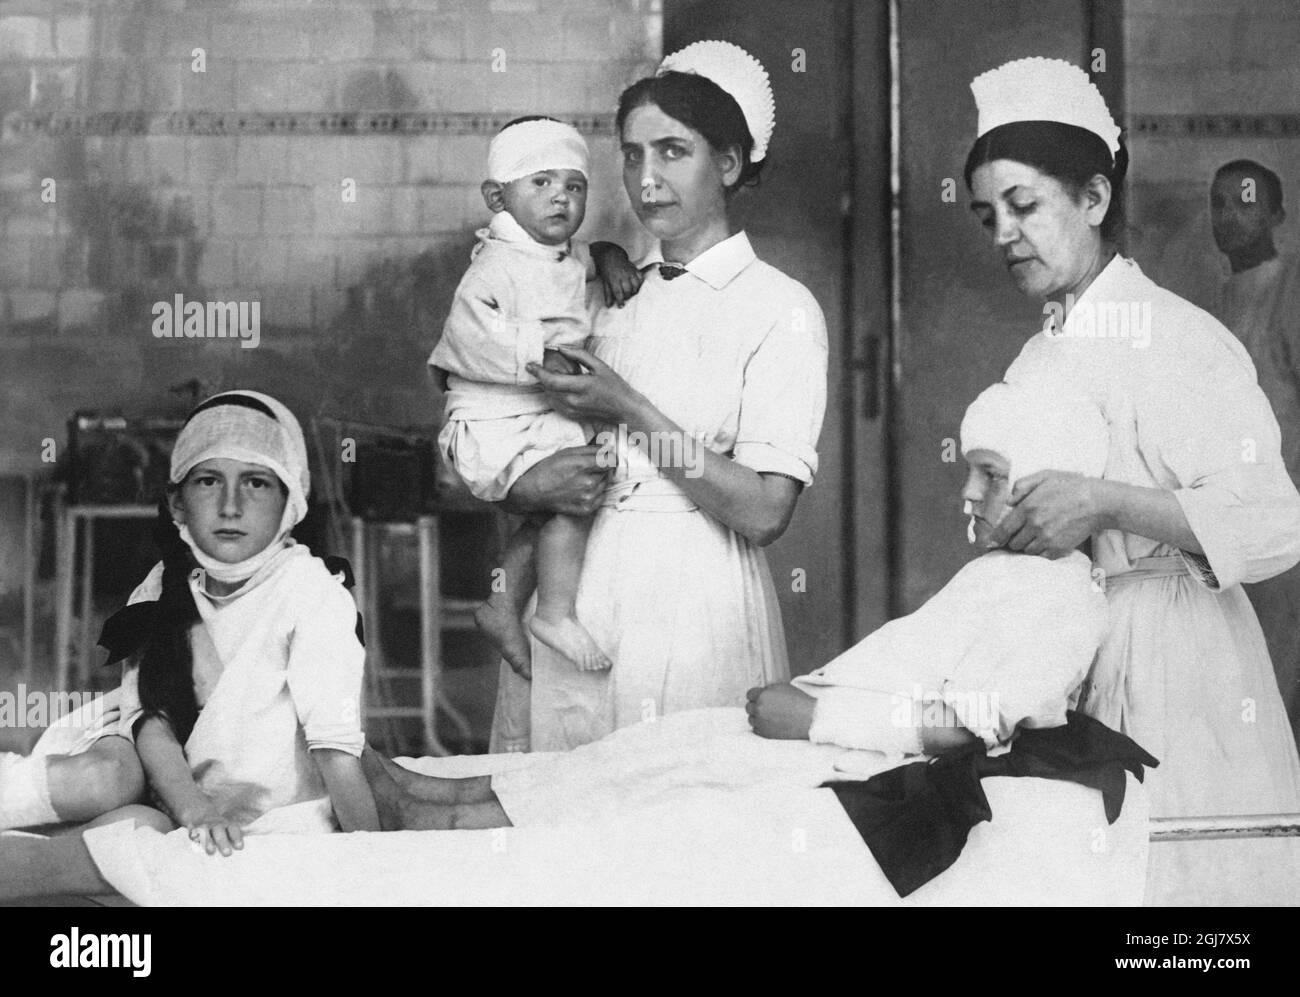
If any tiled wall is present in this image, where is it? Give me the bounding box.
[0,0,660,605]
[1124,0,1300,309]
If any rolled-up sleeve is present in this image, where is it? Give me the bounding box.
[1146,348,1300,590]
[286,575,366,756]
[732,286,828,485]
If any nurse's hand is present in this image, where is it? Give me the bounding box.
[502,445,611,518]
[990,471,1103,559]
[527,346,645,424]
[746,683,816,740]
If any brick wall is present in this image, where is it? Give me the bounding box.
[0,0,659,470]
[1124,0,1300,308]
[0,0,660,607]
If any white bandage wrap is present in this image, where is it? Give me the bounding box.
[959,380,1109,483]
[807,688,923,757]
[0,752,59,830]
[970,57,1121,156]
[487,119,589,185]
[171,390,309,585]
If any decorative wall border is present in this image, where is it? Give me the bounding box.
[2,110,618,138]
[1128,113,1300,139]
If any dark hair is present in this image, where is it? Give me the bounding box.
[615,71,764,195]
[136,497,202,744]
[964,121,1128,243]
[500,114,564,131]
[1214,158,1284,213]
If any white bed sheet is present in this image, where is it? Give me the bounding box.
[82,748,1150,906]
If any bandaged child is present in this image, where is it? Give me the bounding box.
[99,391,375,853]
[429,116,643,677]
[357,381,1115,830]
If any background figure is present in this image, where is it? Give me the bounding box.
[1210,159,1300,736]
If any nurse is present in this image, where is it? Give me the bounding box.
[492,40,829,752]
[964,57,1300,904]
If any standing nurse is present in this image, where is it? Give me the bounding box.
[492,42,828,752]
[964,57,1300,904]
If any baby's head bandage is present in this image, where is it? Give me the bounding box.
[487,118,589,185]
[959,380,1109,483]
[170,390,310,582]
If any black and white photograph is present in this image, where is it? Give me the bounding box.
[0,0,1296,933]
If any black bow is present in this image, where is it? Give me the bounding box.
[828,711,1158,897]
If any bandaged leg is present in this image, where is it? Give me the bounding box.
[0,752,59,830]
[806,688,924,757]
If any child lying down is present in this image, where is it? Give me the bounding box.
[358,379,1116,830]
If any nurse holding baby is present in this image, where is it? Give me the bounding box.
[963,57,1300,903]
[495,42,828,753]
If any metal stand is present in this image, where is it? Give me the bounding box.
[351,515,477,756]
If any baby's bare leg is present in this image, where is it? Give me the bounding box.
[528,513,611,671]
[475,518,539,678]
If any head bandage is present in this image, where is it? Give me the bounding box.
[487,119,589,185]
[970,57,1120,158]
[960,380,1109,484]
[170,390,310,583]
[658,40,775,162]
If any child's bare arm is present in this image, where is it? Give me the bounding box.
[313,749,380,832]
[137,715,243,855]
[589,241,643,307]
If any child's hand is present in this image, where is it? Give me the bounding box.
[177,802,244,857]
[745,683,816,740]
[592,243,643,307]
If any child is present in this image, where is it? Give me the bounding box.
[356,380,1116,829]
[96,390,374,853]
[428,116,642,678]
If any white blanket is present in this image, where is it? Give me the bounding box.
[82,748,1149,906]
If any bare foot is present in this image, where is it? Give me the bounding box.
[359,747,409,831]
[476,601,532,679]
[528,614,612,671]
[372,751,493,804]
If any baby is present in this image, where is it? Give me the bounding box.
[357,380,1116,830]
[428,116,642,676]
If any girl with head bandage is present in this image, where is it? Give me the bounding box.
[99,390,375,852]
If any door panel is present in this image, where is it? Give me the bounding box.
[663,0,892,668]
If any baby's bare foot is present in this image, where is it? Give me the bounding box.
[528,615,611,671]
[476,601,532,679]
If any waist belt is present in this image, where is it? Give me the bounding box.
[601,478,698,513]
[444,380,551,421]
[1105,554,1191,588]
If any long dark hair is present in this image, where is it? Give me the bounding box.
[616,70,764,195]
[964,121,1128,243]
[136,497,202,744]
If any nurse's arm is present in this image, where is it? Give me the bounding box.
[624,405,801,546]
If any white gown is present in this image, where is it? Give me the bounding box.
[490,232,829,752]
[1006,255,1300,905]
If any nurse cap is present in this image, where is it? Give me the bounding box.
[658,40,776,162]
[971,57,1121,158]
